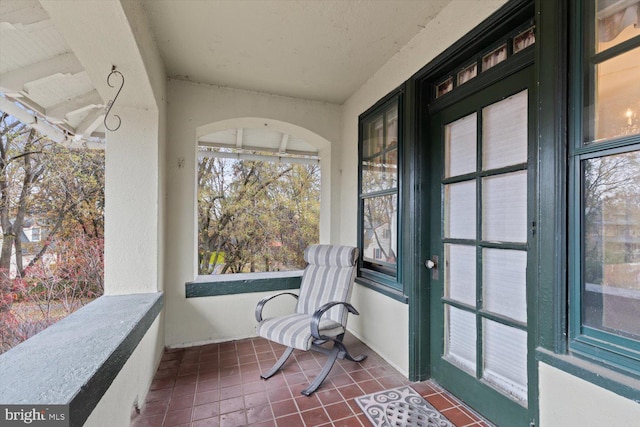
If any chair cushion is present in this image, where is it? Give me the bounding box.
[257,313,345,351]
[304,245,358,267]
[297,245,359,325]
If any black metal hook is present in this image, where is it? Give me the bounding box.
[104,65,124,132]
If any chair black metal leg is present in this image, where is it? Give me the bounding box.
[334,339,367,363]
[261,346,294,380]
[301,345,340,396]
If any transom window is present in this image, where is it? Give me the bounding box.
[434,22,535,99]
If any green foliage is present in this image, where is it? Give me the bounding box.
[198,156,320,274]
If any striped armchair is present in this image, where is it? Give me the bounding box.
[255,244,367,395]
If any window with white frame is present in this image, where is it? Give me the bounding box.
[196,130,321,276]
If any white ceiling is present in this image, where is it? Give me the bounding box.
[0,0,104,144]
[141,0,452,104]
[0,0,452,145]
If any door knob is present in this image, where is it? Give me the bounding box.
[425,259,436,269]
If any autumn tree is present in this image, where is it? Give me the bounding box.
[583,151,640,283]
[0,112,104,281]
[198,155,320,274]
[0,112,105,352]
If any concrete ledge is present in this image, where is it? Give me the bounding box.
[0,292,163,426]
[186,270,303,297]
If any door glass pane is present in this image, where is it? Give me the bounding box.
[445,113,477,177]
[483,248,527,323]
[445,244,476,306]
[445,180,476,239]
[482,170,527,243]
[483,90,528,170]
[483,319,528,402]
[445,305,477,374]
[362,194,398,266]
[362,151,397,194]
[583,150,640,340]
[590,47,640,142]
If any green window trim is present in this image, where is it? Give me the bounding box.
[357,87,405,296]
[535,0,640,402]
[567,0,640,379]
[355,276,408,304]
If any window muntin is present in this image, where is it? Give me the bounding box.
[570,0,640,372]
[359,97,401,284]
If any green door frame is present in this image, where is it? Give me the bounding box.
[407,0,535,380]
[404,0,538,425]
[429,66,536,427]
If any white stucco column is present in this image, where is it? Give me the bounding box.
[104,107,161,294]
[40,0,167,295]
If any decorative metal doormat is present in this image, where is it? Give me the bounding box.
[355,386,454,427]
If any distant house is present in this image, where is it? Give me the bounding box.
[0,218,54,278]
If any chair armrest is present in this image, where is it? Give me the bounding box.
[310,301,359,340]
[255,292,299,322]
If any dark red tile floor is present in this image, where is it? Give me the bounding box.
[131,333,491,427]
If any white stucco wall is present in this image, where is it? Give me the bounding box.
[339,0,508,373]
[166,291,298,348]
[164,80,342,346]
[348,285,410,375]
[85,315,164,427]
[539,363,640,426]
[105,107,163,295]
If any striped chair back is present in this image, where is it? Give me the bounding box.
[295,244,359,327]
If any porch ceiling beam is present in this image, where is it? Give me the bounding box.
[0,1,50,25]
[199,141,318,158]
[45,89,103,121]
[0,96,67,143]
[74,108,105,138]
[235,128,243,149]
[198,149,319,165]
[10,94,45,115]
[40,0,162,111]
[8,95,75,135]
[279,133,289,153]
[0,53,83,94]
